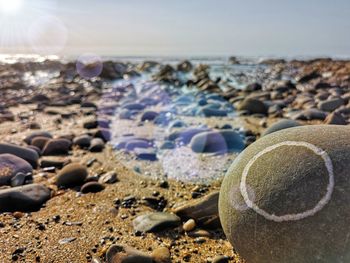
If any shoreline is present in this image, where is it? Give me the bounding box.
[0,56,349,262]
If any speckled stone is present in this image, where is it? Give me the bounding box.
[219,125,350,263]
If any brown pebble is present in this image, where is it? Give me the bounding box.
[183,219,196,232]
[13,212,24,219]
[151,247,171,263]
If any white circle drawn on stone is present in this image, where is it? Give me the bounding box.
[240,141,334,222]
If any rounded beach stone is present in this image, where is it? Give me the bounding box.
[89,138,105,152]
[133,212,181,233]
[0,154,33,186]
[318,98,344,112]
[73,135,92,148]
[0,184,51,212]
[141,111,159,122]
[56,163,88,187]
[190,130,244,153]
[81,182,105,193]
[237,98,267,115]
[197,107,228,117]
[31,136,50,150]
[151,247,171,263]
[262,119,301,136]
[219,125,350,263]
[42,139,72,155]
[0,143,39,168]
[324,112,347,125]
[24,131,52,145]
[106,244,153,263]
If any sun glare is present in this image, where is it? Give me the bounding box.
[0,0,23,14]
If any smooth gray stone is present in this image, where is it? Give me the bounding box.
[106,244,153,263]
[190,130,245,153]
[219,125,350,263]
[0,184,51,212]
[262,119,301,136]
[133,212,180,233]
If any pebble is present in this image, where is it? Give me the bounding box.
[174,191,220,228]
[237,98,267,115]
[183,219,196,232]
[73,135,92,148]
[151,247,171,263]
[10,172,27,187]
[0,154,33,186]
[81,182,105,193]
[0,143,39,168]
[94,128,112,142]
[212,255,230,263]
[324,111,347,125]
[0,184,51,212]
[89,138,105,152]
[262,119,301,136]
[40,157,70,169]
[190,130,245,153]
[31,136,50,150]
[58,237,76,245]
[318,98,344,112]
[292,109,328,120]
[141,111,159,122]
[24,131,52,145]
[133,212,181,233]
[99,171,118,184]
[42,139,72,155]
[134,148,157,161]
[106,244,153,263]
[56,163,88,187]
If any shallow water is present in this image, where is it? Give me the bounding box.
[5,55,271,183]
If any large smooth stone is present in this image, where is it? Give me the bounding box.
[262,119,301,136]
[167,128,209,144]
[81,182,105,193]
[318,98,344,112]
[0,143,39,168]
[324,112,347,125]
[42,139,72,155]
[122,103,146,111]
[0,184,51,212]
[0,154,33,186]
[197,107,228,117]
[89,138,105,152]
[237,98,267,115]
[114,137,151,150]
[292,109,327,121]
[94,128,111,142]
[31,136,51,150]
[190,130,244,153]
[125,140,152,151]
[219,125,350,263]
[134,148,157,161]
[24,131,52,144]
[133,212,181,233]
[73,135,92,148]
[141,111,159,122]
[56,163,88,187]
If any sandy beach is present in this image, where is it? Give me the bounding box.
[0,56,349,263]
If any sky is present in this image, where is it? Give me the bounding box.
[0,0,350,57]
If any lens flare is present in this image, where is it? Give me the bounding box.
[76,53,103,79]
[0,0,23,14]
